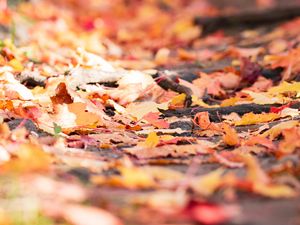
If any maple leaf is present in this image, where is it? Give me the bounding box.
[125,143,210,159]
[235,112,280,126]
[126,101,168,120]
[261,120,299,140]
[68,102,100,127]
[268,81,300,96]
[243,136,275,150]
[169,93,186,109]
[240,57,261,85]
[50,82,73,105]
[139,131,160,148]
[221,123,240,146]
[193,111,222,132]
[142,112,169,129]
[278,127,300,156]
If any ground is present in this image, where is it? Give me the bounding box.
[0,0,300,225]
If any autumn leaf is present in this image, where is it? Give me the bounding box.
[235,112,280,126]
[126,101,168,120]
[142,112,169,129]
[221,123,240,146]
[125,143,210,159]
[186,202,240,225]
[278,127,300,156]
[193,112,222,132]
[268,81,300,95]
[0,144,51,174]
[261,120,299,140]
[191,169,225,196]
[169,93,186,109]
[50,82,73,105]
[68,102,100,127]
[139,131,160,148]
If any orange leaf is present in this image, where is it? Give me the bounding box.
[67,102,100,127]
[278,127,300,156]
[243,136,275,150]
[142,112,169,129]
[0,144,51,174]
[193,112,222,132]
[221,124,240,146]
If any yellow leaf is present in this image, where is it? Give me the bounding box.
[139,131,159,148]
[192,95,211,107]
[191,169,225,196]
[118,167,155,189]
[8,59,24,72]
[261,120,299,140]
[268,81,300,95]
[235,112,280,126]
[253,183,296,198]
[126,101,168,120]
[221,97,242,107]
[169,93,186,108]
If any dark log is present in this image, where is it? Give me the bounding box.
[195,6,300,35]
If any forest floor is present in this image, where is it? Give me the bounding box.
[0,0,300,224]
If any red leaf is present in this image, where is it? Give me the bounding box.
[185,201,238,225]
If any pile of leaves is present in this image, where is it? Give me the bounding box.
[0,0,299,224]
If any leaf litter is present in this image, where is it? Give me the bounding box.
[0,0,300,225]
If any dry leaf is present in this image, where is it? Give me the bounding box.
[235,112,280,126]
[125,144,210,159]
[138,131,160,148]
[222,123,240,146]
[142,112,169,129]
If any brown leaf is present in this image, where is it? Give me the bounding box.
[50,82,73,104]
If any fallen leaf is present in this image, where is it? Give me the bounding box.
[261,120,299,140]
[235,112,280,126]
[221,123,240,146]
[278,127,300,156]
[0,144,51,174]
[191,169,225,196]
[139,131,160,148]
[186,201,240,225]
[68,102,100,127]
[169,93,186,109]
[125,144,210,159]
[126,101,168,120]
[142,112,169,129]
[63,204,123,225]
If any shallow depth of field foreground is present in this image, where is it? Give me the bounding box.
[0,0,300,224]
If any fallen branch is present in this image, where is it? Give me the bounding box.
[195,6,300,34]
